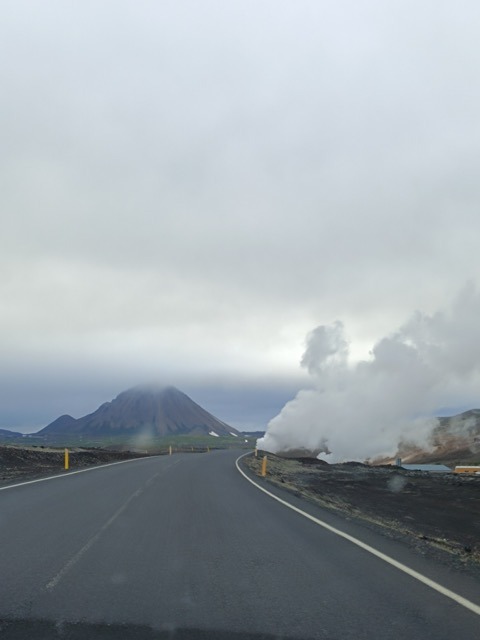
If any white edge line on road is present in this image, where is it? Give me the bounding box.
[0,455,159,492]
[235,452,480,617]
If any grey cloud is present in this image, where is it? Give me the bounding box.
[2,2,480,429]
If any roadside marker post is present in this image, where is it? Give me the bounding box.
[261,455,267,477]
[64,448,69,471]
[254,448,258,458]
[169,445,172,456]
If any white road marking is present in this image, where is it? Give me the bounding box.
[0,455,160,492]
[45,486,143,590]
[235,452,480,617]
[45,457,182,590]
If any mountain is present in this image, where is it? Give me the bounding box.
[375,409,480,465]
[37,385,241,438]
[42,415,77,432]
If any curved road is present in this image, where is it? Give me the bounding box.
[0,450,478,639]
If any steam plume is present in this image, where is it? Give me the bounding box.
[258,285,480,461]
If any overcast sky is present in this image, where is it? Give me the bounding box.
[2,1,480,432]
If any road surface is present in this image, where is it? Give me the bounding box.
[0,450,478,639]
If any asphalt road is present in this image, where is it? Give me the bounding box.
[0,450,478,639]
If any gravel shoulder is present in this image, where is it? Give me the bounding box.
[243,452,480,576]
[0,445,151,487]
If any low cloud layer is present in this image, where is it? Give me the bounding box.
[258,285,480,461]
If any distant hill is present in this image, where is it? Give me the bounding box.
[0,428,22,439]
[37,385,240,438]
[42,415,77,432]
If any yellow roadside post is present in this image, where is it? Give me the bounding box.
[169,445,172,456]
[261,455,267,477]
[207,446,210,453]
[64,448,69,470]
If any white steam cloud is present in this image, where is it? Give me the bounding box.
[258,285,480,462]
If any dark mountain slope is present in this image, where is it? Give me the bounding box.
[37,385,239,437]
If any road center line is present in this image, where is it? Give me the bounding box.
[235,452,480,617]
[45,486,142,591]
[45,458,182,591]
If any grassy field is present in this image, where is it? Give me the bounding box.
[2,432,257,453]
